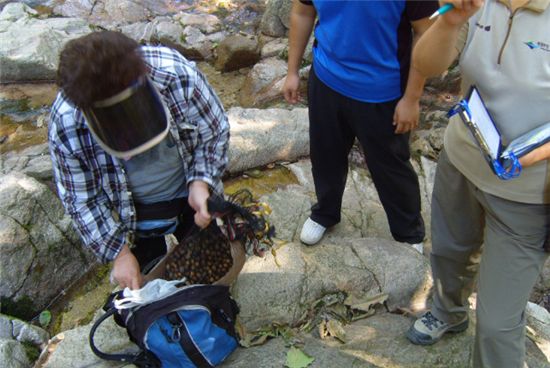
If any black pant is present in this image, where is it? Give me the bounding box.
[307,69,424,244]
[131,199,196,270]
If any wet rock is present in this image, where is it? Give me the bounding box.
[215,34,260,72]
[0,3,91,83]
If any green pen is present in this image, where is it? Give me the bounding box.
[429,3,454,19]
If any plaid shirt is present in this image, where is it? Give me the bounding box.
[48,46,230,263]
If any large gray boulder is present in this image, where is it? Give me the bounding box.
[0,173,95,315]
[260,0,292,37]
[234,238,429,331]
[226,107,309,174]
[0,3,91,83]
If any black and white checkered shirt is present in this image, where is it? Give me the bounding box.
[48,46,229,263]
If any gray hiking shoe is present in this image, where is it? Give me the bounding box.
[406,311,468,345]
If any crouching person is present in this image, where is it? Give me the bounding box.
[49,31,230,290]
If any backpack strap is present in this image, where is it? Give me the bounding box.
[89,308,160,367]
[166,312,213,368]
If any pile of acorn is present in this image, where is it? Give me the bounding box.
[165,224,233,285]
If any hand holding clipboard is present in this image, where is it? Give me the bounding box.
[448,86,550,180]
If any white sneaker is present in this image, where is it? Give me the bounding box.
[300,217,326,245]
[410,242,424,254]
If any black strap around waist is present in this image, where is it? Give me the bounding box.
[134,197,188,221]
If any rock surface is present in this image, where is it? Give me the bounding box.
[226,107,309,174]
[0,3,91,83]
[0,173,95,314]
[37,160,550,368]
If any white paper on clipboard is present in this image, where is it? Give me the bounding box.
[467,88,501,160]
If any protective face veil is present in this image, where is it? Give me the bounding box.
[84,77,170,158]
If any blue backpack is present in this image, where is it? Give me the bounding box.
[90,284,239,368]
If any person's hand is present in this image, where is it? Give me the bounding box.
[283,72,301,104]
[518,141,550,168]
[112,244,143,290]
[440,0,484,26]
[393,96,420,134]
[188,180,211,228]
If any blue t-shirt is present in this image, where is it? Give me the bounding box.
[301,0,437,103]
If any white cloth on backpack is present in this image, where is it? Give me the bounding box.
[114,278,187,310]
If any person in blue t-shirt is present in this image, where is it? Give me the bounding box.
[283,0,438,252]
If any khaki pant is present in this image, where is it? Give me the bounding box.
[430,150,549,368]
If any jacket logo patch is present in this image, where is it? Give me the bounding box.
[524,41,550,52]
[474,22,491,31]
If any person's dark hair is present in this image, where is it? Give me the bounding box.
[57,31,147,108]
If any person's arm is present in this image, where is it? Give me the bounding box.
[282,0,317,104]
[171,63,229,228]
[188,180,211,228]
[112,244,143,289]
[413,0,484,78]
[519,142,550,168]
[49,107,141,288]
[393,17,434,134]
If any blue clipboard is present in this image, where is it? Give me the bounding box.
[449,86,550,180]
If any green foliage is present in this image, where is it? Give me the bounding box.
[38,310,51,328]
[285,347,314,368]
[180,33,188,44]
[22,341,41,363]
[0,296,36,321]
